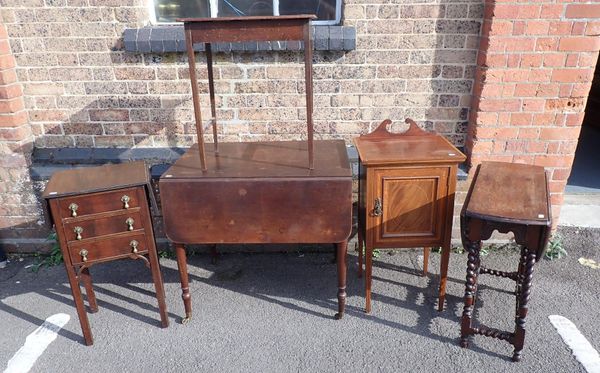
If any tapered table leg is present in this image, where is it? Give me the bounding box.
[365,245,373,313]
[335,240,347,320]
[148,248,169,328]
[80,267,98,313]
[422,247,430,276]
[66,265,93,346]
[175,243,192,324]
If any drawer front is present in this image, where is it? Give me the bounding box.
[369,166,450,247]
[63,210,143,242]
[57,187,142,219]
[67,231,148,265]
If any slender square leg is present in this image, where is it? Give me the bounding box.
[335,240,347,320]
[65,265,94,346]
[365,245,373,313]
[147,248,169,328]
[80,267,98,313]
[175,243,192,324]
[438,243,451,311]
[422,247,430,276]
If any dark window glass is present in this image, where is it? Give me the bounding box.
[279,0,337,21]
[218,0,273,17]
[154,0,210,22]
[154,0,339,23]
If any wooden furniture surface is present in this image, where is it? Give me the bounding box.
[160,16,351,323]
[460,161,551,362]
[354,119,466,312]
[43,162,168,345]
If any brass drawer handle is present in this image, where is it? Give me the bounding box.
[130,240,139,254]
[68,203,78,217]
[79,249,88,262]
[121,195,130,209]
[126,217,135,231]
[74,226,83,240]
[373,198,383,217]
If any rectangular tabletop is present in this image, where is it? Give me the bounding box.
[464,161,550,225]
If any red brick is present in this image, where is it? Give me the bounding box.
[513,21,526,36]
[512,155,535,164]
[489,21,512,36]
[89,109,129,122]
[485,54,507,68]
[547,142,560,154]
[534,155,575,168]
[479,98,522,112]
[548,180,568,194]
[536,38,558,52]
[572,82,592,96]
[565,54,579,67]
[522,99,545,111]
[0,55,15,70]
[539,127,581,141]
[0,84,22,100]
[543,53,566,67]
[559,37,600,52]
[559,141,579,155]
[492,141,506,153]
[0,69,17,85]
[533,113,556,125]
[520,54,543,68]
[471,141,494,154]
[526,141,547,153]
[529,69,552,82]
[565,112,585,127]
[475,112,498,126]
[541,4,565,19]
[514,83,538,97]
[0,98,24,113]
[552,168,572,181]
[475,127,519,140]
[506,38,536,52]
[503,69,529,83]
[0,124,31,141]
[498,113,511,126]
[526,21,550,35]
[511,113,533,125]
[586,22,600,36]
[537,83,560,97]
[0,111,28,127]
[518,128,539,139]
[507,54,520,68]
[546,97,586,111]
[550,194,563,207]
[551,68,594,83]
[480,83,504,98]
[572,22,587,36]
[0,26,7,40]
[578,52,599,67]
[559,84,573,98]
[565,4,600,19]
[549,21,572,36]
[506,140,526,152]
[0,40,10,56]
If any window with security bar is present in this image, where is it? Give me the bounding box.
[151,0,341,25]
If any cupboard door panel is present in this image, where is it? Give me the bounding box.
[371,167,449,247]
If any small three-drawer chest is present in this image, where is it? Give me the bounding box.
[43,161,168,346]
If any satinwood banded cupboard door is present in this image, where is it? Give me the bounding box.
[369,166,450,248]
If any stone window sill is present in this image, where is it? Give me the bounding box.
[123,25,356,53]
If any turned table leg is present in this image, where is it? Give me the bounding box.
[80,267,98,313]
[175,243,192,324]
[335,240,347,320]
[512,249,536,362]
[460,239,481,348]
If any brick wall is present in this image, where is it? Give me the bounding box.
[0,22,42,251]
[466,0,600,226]
[1,0,480,149]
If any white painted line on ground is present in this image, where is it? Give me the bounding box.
[549,315,600,373]
[3,313,70,373]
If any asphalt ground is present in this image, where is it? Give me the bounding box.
[0,233,598,373]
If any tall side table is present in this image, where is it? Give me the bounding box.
[459,161,551,361]
[43,162,169,345]
[354,119,466,312]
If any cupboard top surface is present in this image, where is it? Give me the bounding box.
[353,134,466,166]
[42,161,149,199]
[464,161,551,225]
[161,140,351,179]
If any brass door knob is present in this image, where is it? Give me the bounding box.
[74,226,83,240]
[121,195,130,209]
[126,217,135,231]
[79,249,88,262]
[68,203,78,217]
[130,240,139,253]
[373,197,383,217]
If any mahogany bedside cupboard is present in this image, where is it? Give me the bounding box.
[43,162,169,346]
[354,119,466,312]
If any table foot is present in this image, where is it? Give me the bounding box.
[460,337,469,348]
[512,350,522,362]
[181,314,192,325]
[334,312,343,320]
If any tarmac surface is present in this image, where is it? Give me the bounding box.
[0,232,598,373]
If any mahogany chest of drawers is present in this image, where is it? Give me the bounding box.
[43,161,168,345]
